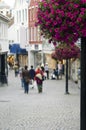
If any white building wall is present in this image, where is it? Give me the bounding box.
[8,24,16,43]
[14,0,29,44]
[71,59,80,82]
[0,19,9,52]
[28,51,34,69]
[20,25,27,48]
[8,0,29,48]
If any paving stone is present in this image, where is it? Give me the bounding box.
[0,70,80,130]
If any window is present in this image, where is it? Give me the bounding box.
[22,9,24,22]
[35,44,38,50]
[19,11,21,22]
[1,11,3,13]
[29,27,31,41]
[25,9,27,22]
[17,11,18,23]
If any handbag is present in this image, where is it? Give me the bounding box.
[29,79,33,84]
[25,77,30,83]
[42,76,45,81]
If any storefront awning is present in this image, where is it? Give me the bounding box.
[9,44,27,54]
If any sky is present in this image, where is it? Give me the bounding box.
[4,0,15,7]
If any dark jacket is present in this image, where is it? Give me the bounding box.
[22,69,30,83]
[29,69,35,79]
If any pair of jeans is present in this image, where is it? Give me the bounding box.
[21,78,24,88]
[37,84,42,93]
[24,80,29,93]
[45,70,49,79]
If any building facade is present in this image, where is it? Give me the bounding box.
[28,0,42,68]
[0,13,9,52]
[28,0,56,69]
[0,12,9,84]
[8,0,29,67]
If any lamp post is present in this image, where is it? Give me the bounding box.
[80,37,86,130]
[65,59,69,94]
[0,44,2,84]
[80,1,86,130]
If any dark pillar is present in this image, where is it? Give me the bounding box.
[1,54,6,84]
[65,59,69,94]
[1,54,5,75]
[80,37,86,130]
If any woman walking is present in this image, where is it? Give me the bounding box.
[35,66,44,93]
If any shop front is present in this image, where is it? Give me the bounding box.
[9,43,28,67]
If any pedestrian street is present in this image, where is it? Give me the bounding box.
[0,70,80,130]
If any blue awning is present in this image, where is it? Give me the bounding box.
[9,44,27,54]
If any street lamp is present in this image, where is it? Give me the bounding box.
[80,37,86,130]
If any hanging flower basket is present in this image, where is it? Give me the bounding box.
[36,0,86,45]
[51,43,80,60]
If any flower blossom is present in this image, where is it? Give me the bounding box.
[36,0,86,45]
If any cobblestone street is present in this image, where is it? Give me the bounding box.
[0,70,80,130]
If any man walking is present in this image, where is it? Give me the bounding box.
[22,65,30,94]
[29,65,35,88]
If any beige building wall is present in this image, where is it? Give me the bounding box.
[70,58,80,82]
[45,53,56,70]
[18,55,28,67]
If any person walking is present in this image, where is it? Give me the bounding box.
[29,65,35,88]
[35,66,44,93]
[58,62,63,79]
[22,65,30,94]
[13,63,19,77]
[51,69,56,80]
[55,62,59,80]
[44,63,49,79]
[19,67,24,88]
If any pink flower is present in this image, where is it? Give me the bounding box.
[36,0,86,45]
[52,43,80,60]
[81,0,86,3]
